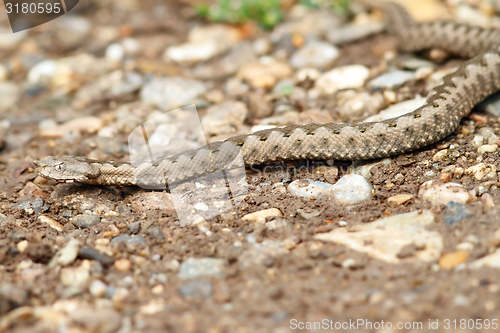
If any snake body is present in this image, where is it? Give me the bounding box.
[35,1,500,186]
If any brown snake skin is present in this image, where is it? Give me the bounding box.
[35,1,500,187]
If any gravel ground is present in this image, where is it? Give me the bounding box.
[2,0,500,332]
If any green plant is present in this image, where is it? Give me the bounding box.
[300,0,351,16]
[196,0,284,29]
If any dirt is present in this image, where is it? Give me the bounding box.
[2,1,500,332]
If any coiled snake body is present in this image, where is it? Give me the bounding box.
[35,1,500,186]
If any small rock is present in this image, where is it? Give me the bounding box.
[49,238,79,267]
[265,218,289,230]
[38,215,63,232]
[114,258,131,272]
[105,43,124,62]
[315,65,369,95]
[288,179,333,198]
[315,210,442,264]
[469,249,500,269]
[242,208,283,224]
[140,77,207,111]
[111,235,145,246]
[368,70,415,89]
[290,41,339,69]
[146,226,165,241]
[465,163,497,181]
[478,144,498,155]
[364,97,426,122]
[225,77,249,97]
[201,101,247,136]
[178,257,226,279]
[72,213,100,229]
[61,261,90,287]
[15,197,44,215]
[443,202,472,225]
[330,175,372,205]
[40,116,103,138]
[327,22,384,44]
[127,221,141,234]
[388,194,413,206]
[0,82,20,111]
[239,240,289,269]
[418,180,471,206]
[179,281,213,298]
[439,250,469,269]
[453,295,470,307]
[237,59,292,89]
[89,280,107,297]
[297,209,321,220]
[78,246,115,267]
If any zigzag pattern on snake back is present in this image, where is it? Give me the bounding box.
[34,1,500,186]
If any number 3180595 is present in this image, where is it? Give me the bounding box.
[5,2,61,14]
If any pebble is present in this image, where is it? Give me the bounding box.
[129,192,176,212]
[418,180,471,206]
[469,249,500,269]
[201,101,247,136]
[166,25,240,63]
[265,218,289,230]
[364,97,426,122]
[105,43,125,62]
[290,41,339,69]
[443,202,472,225]
[114,258,131,272]
[225,77,249,97]
[72,213,101,229]
[327,22,384,45]
[127,221,141,234]
[368,70,415,89]
[270,11,341,42]
[330,174,372,205]
[478,144,498,154]
[49,238,79,267]
[146,226,165,241]
[242,208,283,224]
[236,59,292,89]
[297,209,321,220]
[482,193,495,208]
[60,261,90,287]
[40,116,103,138]
[288,179,333,199]
[38,216,64,232]
[0,283,29,311]
[178,257,226,279]
[140,77,207,111]
[439,250,469,269]
[179,281,213,298]
[315,65,369,95]
[253,38,272,55]
[111,235,145,246]
[453,295,470,307]
[238,240,289,269]
[16,240,28,253]
[454,4,490,27]
[16,197,45,215]
[465,163,497,181]
[335,90,384,119]
[0,82,20,111]
[315,210,442,264]
[388,194,413,206]
[89,280,107,297]
[78,246,115,267]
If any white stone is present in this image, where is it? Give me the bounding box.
[465,163,497,181]
[315,65,369,95]
[418,180,471,206]
[315,210,442,264]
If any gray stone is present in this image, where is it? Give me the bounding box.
[72,213,100,229]
[178,257,226,279]
[179,281,213,298]
[127,221,141,234]
[140,77,207,111]
[111,235,145,246]
[443,202,472,225]
[368,70,415,89]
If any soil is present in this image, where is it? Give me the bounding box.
[2,1,500,332]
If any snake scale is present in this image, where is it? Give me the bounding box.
[35,1,500,187]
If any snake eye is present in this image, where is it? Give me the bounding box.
[55,163,65,172]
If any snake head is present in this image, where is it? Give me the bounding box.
[33,156,100,183]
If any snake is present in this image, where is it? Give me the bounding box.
[34,1,500,187]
